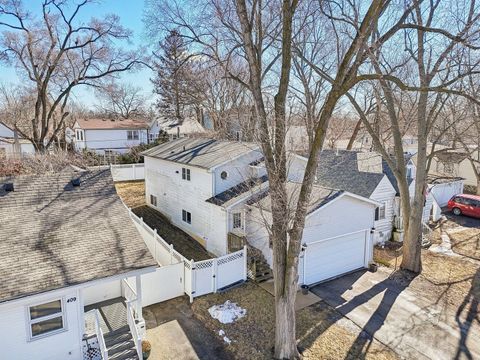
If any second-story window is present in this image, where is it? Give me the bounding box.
[182,168,191,181]
[127,130,139,140]
[233,213,242,229]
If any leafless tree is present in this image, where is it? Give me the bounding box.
[0,0,143,151]
[95,81,147,119]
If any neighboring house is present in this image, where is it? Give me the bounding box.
[0,121,35,157]
[73,118,150,154]
[0,167,157,360]
[143,138,379,286]
[149,117,206,141]
[426,150,478,189]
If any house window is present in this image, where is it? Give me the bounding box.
[375,204,386,221]
[182,210,192,224]
[221,171,228,180]
[150,195,157,206]
[28,299,65,340]
[182,168,191,181]
[76,130,83,141]
[233,212,242,229]
[127,130,139,140]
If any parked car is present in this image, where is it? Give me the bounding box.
[447,194,480,219]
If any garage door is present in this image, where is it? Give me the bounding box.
[303,230,368,285]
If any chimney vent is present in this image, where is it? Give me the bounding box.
[71,178,81,187]
[4,183,14,192]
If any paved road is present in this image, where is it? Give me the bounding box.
[311,268,480,360]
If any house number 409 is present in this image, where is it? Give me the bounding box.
[67,297,77,303]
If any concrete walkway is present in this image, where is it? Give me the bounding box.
[311,268,480,360]
[143,296,233,360]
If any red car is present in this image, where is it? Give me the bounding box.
[447,194,480,219]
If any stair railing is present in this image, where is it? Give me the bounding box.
[86,309,108,360]
[126,300,142,359]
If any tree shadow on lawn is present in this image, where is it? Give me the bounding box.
[454,267,480,360]
[307,269,415,360]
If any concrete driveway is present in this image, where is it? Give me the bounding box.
[311,268,480,360]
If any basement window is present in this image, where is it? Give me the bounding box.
[150,195,157,207]
[182,210,192,224]
[27,299,66,340]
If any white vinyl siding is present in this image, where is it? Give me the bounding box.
[370,176,397,244]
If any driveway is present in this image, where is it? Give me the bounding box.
[311,268,480,360]
[143,296,234,360]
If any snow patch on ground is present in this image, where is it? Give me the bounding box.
[429,232,459,257]
[208,300,246,324]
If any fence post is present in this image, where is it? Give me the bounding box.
[133,163,136,180]
[213,258,218,293]
[190,259,195,303]
[243,245,248,281]
[153,229,158,263]
[169,244,174,265]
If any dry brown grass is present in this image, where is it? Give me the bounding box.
[449,229,480,261]
[192,282,398,360]
[115,181,146,208]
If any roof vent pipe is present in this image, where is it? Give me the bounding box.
[71,178,81,187]
[4,183,14,192]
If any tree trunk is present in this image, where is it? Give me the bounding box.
[274,287,299,359]
[346,118,362,150]
[401,91,428,273]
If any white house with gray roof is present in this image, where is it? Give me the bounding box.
[0,167,157,360]
[143,138,381,286]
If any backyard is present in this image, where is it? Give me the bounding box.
[117,180,479,359]
[115,181,211,261]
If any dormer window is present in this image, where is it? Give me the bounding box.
[182,168,191,181]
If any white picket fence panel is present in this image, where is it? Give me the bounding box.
[111,163,145,182]
[125,205,247,303]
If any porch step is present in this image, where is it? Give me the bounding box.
[104,325,139,360]
[247,245,273,283]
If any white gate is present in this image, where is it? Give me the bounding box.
[431,180,464,207]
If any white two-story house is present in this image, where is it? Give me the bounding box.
[73,118,149,154]
[143,138,381,286]
[0,121,35,157]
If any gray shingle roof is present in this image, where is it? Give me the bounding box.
[206,175,268,207]
[142,138,261,169]
[315,149,385,198]
[249,182,344,215]
[0,167,157,303]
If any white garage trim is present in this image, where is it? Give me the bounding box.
[302,229,371,286]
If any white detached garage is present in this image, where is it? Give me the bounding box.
[246,182,379,286]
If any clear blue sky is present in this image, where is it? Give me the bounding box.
[0,0,154,108]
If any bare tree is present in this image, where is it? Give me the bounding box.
[95,81,146,119]
[145,0,418,358]
[0,0,143,151]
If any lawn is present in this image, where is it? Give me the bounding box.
[115,180,211,261]
[192,282,398,360]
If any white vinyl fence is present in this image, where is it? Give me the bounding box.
[111,163,145,182]
[127,207,247,303]
[430,180,464,207]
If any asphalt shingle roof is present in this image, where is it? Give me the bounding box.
[0,167,157,303]
[142,138,261,169]
[314,149,385,198]
[206,175,268,207]
[249,182,344,215]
